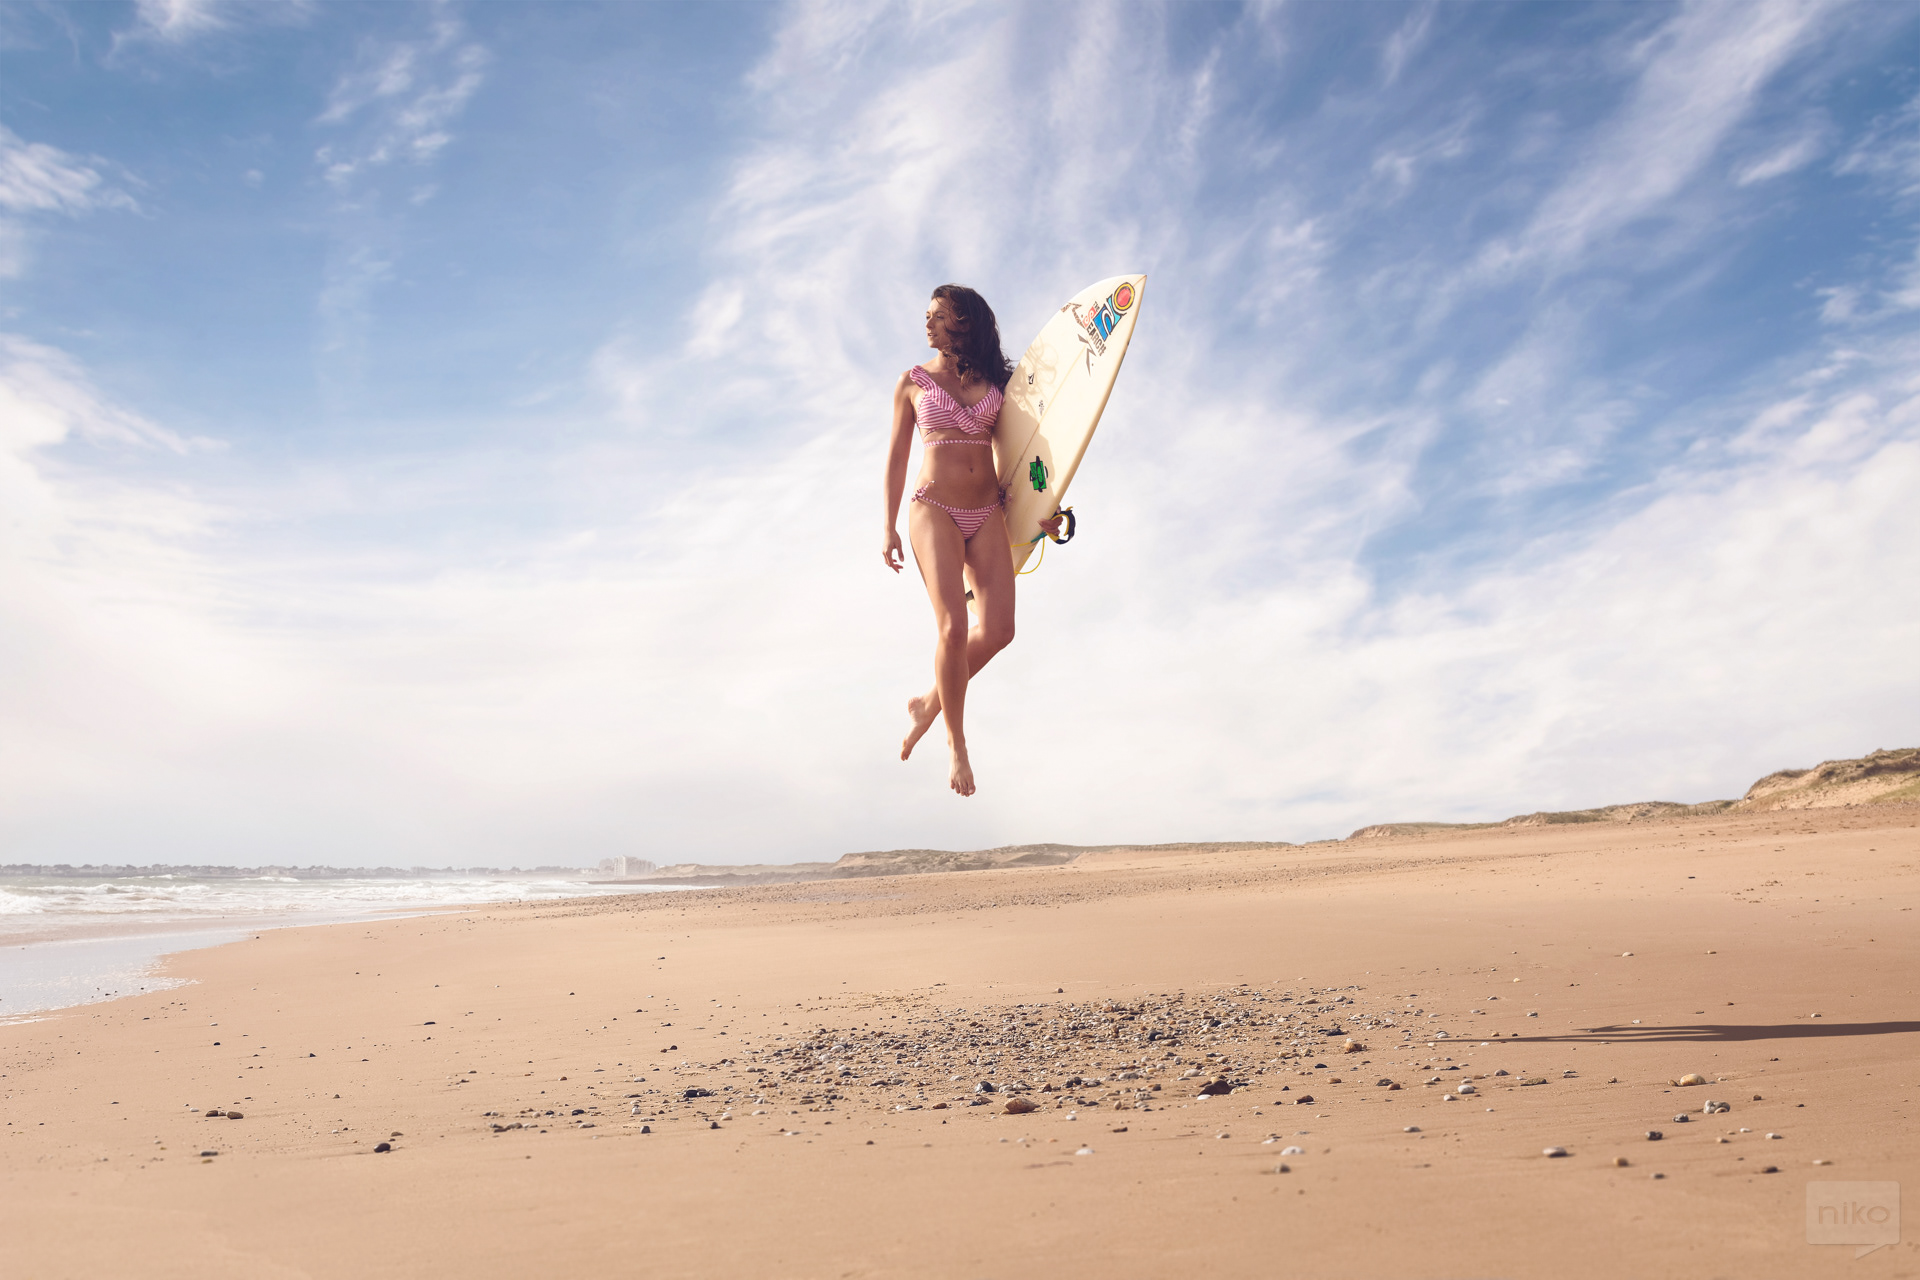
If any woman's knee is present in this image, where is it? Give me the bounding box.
[982,616,1015,653]
[937,615,970,649]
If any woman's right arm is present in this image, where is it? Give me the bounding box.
[882,371,917,572]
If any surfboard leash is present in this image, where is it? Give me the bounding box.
[1016,507,1076,576]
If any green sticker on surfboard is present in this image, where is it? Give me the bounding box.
[1028,455,1048,492]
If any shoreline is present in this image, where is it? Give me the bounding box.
[0,880,692,1023]
[4,805,1915,1277]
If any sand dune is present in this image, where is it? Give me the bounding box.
[1736,747,1920,811]
[1353,747,1916,838]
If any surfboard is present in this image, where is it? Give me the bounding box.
[993,274,1146,575]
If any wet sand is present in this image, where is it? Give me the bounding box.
[4,805,1916,1278]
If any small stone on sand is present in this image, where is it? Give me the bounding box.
[1543,1147,1568,1158]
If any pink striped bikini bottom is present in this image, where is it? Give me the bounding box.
[914,483,1003,542]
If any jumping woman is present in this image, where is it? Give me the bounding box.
[882,285,1050,796]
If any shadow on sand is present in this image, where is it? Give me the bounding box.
[1495,1021,1920,1045]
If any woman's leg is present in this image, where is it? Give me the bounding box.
[905,499,979,795]
[901,512,1017,774]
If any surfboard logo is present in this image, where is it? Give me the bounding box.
[1028,455,1049,493]
[1066,282,1135,370]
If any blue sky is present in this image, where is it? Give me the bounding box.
[3,0,1917,867]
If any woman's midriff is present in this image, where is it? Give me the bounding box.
[915,437,998,509]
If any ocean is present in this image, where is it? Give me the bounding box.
[0,872,674,1022]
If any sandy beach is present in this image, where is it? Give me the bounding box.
[5,803,1916,1278]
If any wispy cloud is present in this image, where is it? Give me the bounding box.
[310,15,488,391]
[1478,0,1839,276]
[0,125,135,277]
[314,18,488,183]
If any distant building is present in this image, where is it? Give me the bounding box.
[595,856,656,877]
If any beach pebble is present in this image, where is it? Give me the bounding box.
[1216,1132,1231,1140]
[1197,1078,1234,1096]
[1273,1163,1291,1173]
[1543,1147,1568,1158]
[1674,1074,1706,1087]
[1075,1147,1094,1156]
[1672,1115,1690,1123]
[1293,1095,1314,1105]
[974,1081,998,1094]
[373,1142,392,1153]
[1651,1172,1665,1180]
[225,1112,243,1120]
[1766,1132,1783,1140]
[641,1126,651,1133]
[1704,1100,1729,1114]
[1403,1126,1421,1133]
[1813,1159,1831,1166]
[1281,1145,1305,1155]
[1342,1039,1364,1053]
[1646,1131,1663,1141]
[1003,1096,1038,1115]
[198,1150,217,1158]
[1613,1156,1630,1167]
[1761,1165,1779,1174]
[1456,1083,1477,1095]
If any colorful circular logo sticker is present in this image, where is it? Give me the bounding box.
[1112,282,1136,312]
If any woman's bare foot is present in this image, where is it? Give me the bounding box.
[949,746,975,796]
[901,693,939,761]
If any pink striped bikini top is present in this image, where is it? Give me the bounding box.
[909,366,1001,441]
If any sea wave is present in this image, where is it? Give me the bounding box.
[0,875,649,920]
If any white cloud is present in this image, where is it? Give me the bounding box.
[129,0,229,43]
[310,19,488,390]
[316,26,487,174]
[1836,90,1920,197]
[1479,0,1839,276]
[0,124,135,277]
[1733,128,1825,184]
[0,126,129,216]
[1380,2,1435,86]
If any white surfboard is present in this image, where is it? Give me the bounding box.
[994,274,1146,574]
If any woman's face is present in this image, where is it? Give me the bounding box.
[925,298,966,353]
